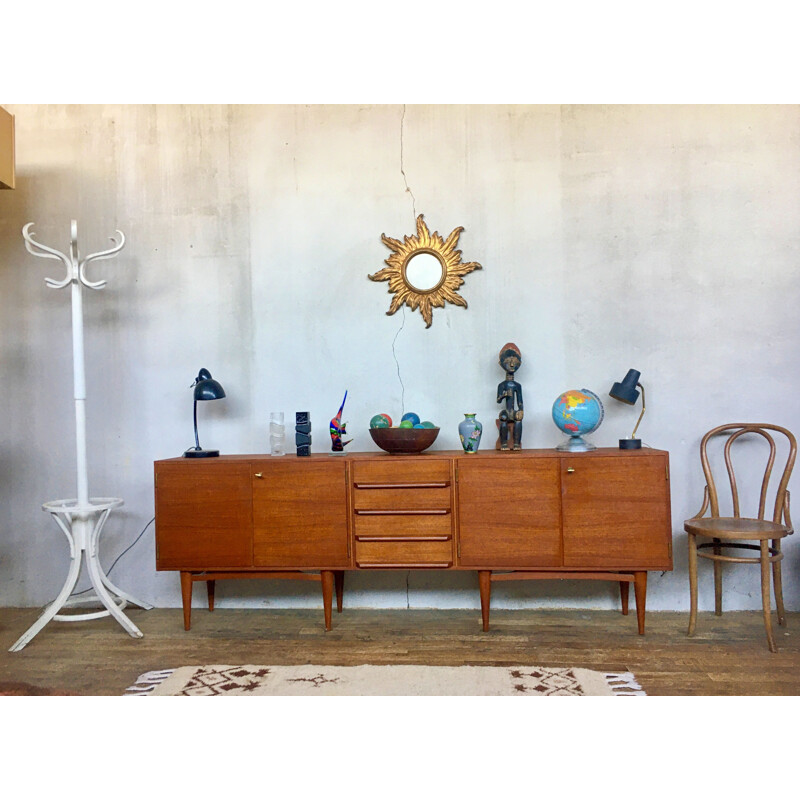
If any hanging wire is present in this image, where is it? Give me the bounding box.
[70,516,155,597]
[391,306,407,417]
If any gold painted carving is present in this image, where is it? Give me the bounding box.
[369,215,482,328]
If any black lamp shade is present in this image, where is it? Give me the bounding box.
[193,368,226,401]
[609,369,641,405]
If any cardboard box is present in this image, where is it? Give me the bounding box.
[0,106,15,190]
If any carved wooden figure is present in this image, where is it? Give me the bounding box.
[496,343,524,450]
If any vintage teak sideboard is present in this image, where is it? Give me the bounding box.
[154,448,673,634]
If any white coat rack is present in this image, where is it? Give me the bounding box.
[10,220,152,652]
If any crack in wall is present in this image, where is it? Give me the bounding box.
[400,105,417,224]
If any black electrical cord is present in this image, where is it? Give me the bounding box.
[70,516,155,597]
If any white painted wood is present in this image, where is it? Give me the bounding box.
[9,222,150,651]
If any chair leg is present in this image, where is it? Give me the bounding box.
[713,537,722,616]
[760,540,777,653]
[688,533,698,637]
[772,539,786,627]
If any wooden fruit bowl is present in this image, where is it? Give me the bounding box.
[369,426,440,454]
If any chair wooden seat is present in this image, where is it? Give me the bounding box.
[685,516,792,540]
[685,423,795,653]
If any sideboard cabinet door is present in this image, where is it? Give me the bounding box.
[252,459,350,568]
[155,460,254,569]
[561,454,672,569]
[456,458,562,567]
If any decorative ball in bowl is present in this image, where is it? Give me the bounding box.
[369,426,440,454]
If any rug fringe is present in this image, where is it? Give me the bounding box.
[124,669,175,695]
[604,671,646,696]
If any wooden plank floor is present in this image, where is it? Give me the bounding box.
[2,606,799,695]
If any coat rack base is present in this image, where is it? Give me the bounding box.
[9,498,152,652]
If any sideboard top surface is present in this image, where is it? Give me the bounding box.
[155,447,668,464]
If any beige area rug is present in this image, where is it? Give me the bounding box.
[125,664,645,696]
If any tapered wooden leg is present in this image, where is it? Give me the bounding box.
[760,541,777,653]
[620,581,630,615]
[713,538,723,616]
[321,570,334,631]
[207,580,216,612]
[633,571,647,635]
[334,571,344,613]
[688,533,698,636]
[478,571,492,632]
[772,540,786,626]
[180,571,193,631]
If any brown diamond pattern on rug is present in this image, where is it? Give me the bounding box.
[182,666,273,696]
[508,668,583,695]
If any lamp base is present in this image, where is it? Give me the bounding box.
[183,447,220,458]
[619,438,642,450]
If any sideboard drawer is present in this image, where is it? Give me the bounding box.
[353,486,451,511]
[355,538,453,568]
[354,512,452,541]
[352,459,451,487]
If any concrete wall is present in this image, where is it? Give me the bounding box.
[1,104,798,614]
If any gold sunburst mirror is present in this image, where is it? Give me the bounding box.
[368,215,482,328]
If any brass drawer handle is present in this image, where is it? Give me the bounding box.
[254,472,264,479]
[566,468,575,473]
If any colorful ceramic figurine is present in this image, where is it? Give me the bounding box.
[496,342,523,450]
[330,391,352,452]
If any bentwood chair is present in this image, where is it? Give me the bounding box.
[685,423,796,652]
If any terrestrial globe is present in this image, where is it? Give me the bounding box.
[552,389,604,451]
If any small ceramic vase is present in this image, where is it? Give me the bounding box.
[458,413,483,453]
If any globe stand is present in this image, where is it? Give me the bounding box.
[556,434,597,452]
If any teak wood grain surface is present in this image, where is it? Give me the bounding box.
[153,448,673,635]
[457,457,562,567]
[252,458,349,568]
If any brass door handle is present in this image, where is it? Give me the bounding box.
[254,472,264,479]
[566,468,575,473]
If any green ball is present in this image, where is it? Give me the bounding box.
[399,419,414,428]
[421,420,436,428]
[370,414,390,429]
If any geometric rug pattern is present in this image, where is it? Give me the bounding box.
[125,664,646,696]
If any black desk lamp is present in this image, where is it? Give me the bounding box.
[184,368,226,458]
[609,368,645,450]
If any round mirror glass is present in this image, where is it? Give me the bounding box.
[404,252,444,292]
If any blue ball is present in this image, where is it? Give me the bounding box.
[401,412,421,426]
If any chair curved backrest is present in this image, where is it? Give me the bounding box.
[699,423,796,524]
